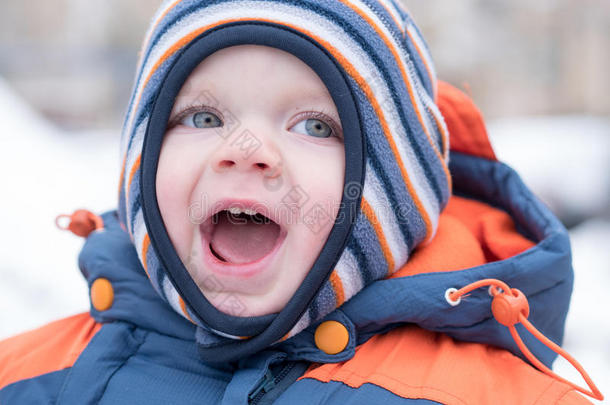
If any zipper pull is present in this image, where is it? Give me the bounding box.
[248,369,276,403]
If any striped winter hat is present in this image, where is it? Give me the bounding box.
[118,0,451,363]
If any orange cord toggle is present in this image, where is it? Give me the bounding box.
[448,279,604,401]
[55,209,104,237]
[491,287,529,327]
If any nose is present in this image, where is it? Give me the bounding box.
[210,131,281,177]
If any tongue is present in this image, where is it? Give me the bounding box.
[210,212,281,264]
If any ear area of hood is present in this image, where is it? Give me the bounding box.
[437,81,497,161]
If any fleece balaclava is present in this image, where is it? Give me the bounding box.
[118,0,451,363]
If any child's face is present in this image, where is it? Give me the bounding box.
[156,45,345,317]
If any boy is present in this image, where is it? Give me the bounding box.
[0,0,603,403]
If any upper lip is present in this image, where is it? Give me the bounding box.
[204,198,286,228]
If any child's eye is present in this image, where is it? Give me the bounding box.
[290,117,338,139]
[181,111,222,129]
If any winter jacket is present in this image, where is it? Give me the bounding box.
[0,81,601,404]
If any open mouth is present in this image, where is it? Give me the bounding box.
[208,209,281,264]
[199,201,287,275]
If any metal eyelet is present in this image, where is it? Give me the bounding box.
[445,288,461,306]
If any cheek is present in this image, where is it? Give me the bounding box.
[288,141,345,240]
[156,138,202,259]
[157,147,187,219]
[298,145,345,207]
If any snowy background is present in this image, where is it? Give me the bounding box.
[1,0,608,402]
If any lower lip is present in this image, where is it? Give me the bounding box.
[200,221,288,279]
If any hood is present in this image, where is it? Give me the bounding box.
[115,0,451,362]
[75,81,574,375]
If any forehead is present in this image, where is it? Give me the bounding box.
[176,44,333,101]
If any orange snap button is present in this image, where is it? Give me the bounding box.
[314,320,349,355]
[91,278,114,311]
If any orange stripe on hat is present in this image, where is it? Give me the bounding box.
[361,197,395,274]
[0,313,101,391]
[118,152,127,198]
[179,296,196,324]
[329,268,346,306]
[126,154,141,204]
[142,233,151,278]
[278,330,292,343]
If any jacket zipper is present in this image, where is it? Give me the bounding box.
[248,361,307,405]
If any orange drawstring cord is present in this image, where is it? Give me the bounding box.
[55,209,104,238]
[447,278,604,401]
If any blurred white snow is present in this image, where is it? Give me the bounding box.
[488,117,610,227]
[0,76,117,338]
[0,78,608,401]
